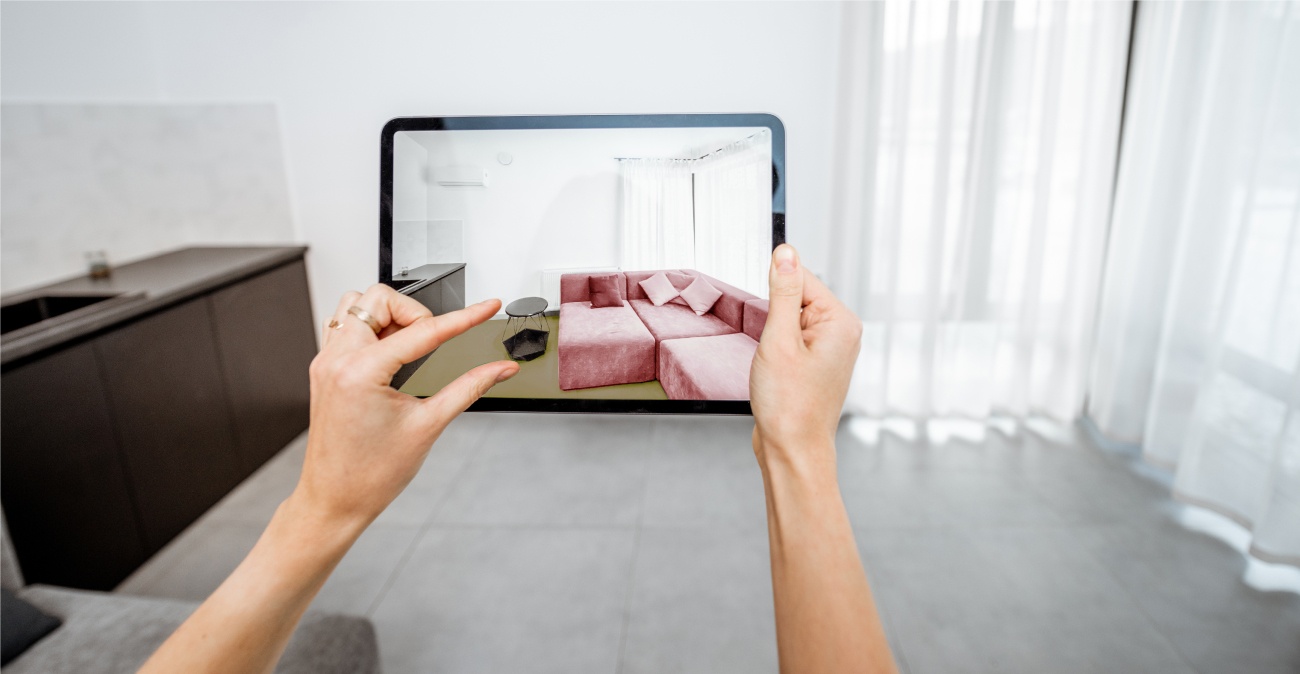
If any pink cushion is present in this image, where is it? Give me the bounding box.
[666,272,692,306]
[629,299,735,342]
[638,272,680,307]
[588,274,624,308]
[658,333,758,400]
[561,272,626,304]
[679,276,723,316]
[558,302,656,390]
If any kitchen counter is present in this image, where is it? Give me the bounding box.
[1,246,307,366]
[389,262,465,295]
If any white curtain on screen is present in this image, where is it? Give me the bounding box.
[1088,1,1300,565]
[829,0,1132,419]
[619,159,695,272]
[693,133,773,297]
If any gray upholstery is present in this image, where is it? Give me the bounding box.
[0,509,380,673]
[1,515,23,591]
[6,586,380,674]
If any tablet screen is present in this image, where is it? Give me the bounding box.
[380,115,784,414]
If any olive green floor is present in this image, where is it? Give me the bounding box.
[400,315,668,400]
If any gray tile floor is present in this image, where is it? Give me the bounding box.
[118,414,1300,674]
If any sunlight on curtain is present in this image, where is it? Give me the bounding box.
[829,0,1132,419]
[1088,1,1300,565]
[693,132,772,297]
[619,159,694,271]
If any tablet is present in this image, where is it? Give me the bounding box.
[380,114,785,414]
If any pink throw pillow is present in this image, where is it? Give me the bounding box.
[588,274,624,308]
[680,276,723,316]
[666,272,692,306]
[638,272,681,306]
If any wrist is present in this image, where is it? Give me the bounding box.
[753,433,839,489]
[278,488,370,551]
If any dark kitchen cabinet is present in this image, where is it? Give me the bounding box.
[389,265,465,389]
[95,298,244,555]
[210,260,316,473]
[0,343,146,590]
[1,248,315,590]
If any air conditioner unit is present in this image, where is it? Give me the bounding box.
[434,167,488,187]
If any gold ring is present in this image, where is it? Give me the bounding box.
[327,319,342,330]
[347,306,381,334]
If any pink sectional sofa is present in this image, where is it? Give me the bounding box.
[558,270,769,400]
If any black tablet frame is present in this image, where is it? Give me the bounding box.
[379,113,785,415]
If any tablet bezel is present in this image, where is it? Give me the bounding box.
[379,113,785,415]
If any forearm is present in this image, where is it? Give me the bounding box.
[139,492,365,674]
[759,439,897,674]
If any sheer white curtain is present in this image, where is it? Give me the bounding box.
[830,0,1132,419]
[619,159,694,271]
[693,133,772,297]
[1088,1,1300,565]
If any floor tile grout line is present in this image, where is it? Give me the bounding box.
[364,426,495,617]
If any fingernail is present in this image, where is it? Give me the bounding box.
[775,245,798,274]
[495,367,516,383]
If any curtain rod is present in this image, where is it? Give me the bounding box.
[614,129,766,162]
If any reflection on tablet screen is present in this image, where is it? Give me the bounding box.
[386,118,779,407]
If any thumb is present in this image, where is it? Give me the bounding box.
[421,360,520,425]
[763,244,805,344]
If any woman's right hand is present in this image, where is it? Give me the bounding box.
[749,243,863,472]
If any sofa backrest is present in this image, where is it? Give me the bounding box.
[743,299,769,341]
[563,269,760,333]
[623,270,695,301]
[560,272,628,304]
[683,270,759,333]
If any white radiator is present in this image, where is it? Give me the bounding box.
[540,266,620,308]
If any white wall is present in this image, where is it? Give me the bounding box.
[396,127,764,304]
[0,103,296,292]
[1,1,843,323]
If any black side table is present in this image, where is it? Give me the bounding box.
[501,297,549,361]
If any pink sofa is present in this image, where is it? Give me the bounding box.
[558,270,769,400]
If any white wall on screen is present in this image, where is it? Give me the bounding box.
[400,127,762,304]
[392,221,427,273]
[1,2,841,322]
[427,220,463,263]
[391,132,428,222]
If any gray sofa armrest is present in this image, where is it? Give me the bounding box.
[6,586,379,674]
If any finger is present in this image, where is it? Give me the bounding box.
[385,286,435,328]
[763,244,806,344]
[421,359,520,425]
[329,283,411,351]
[322,291,363,349]
[359,299,503,378]
[378,292,434,339]
[800,270,854,323]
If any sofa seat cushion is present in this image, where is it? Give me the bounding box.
[9,585,379,674]
[558,302,656,390]
[658,333,759,401]
[628,299,735,343]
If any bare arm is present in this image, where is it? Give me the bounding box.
[750,244,898,674]
[139,286,518,674]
